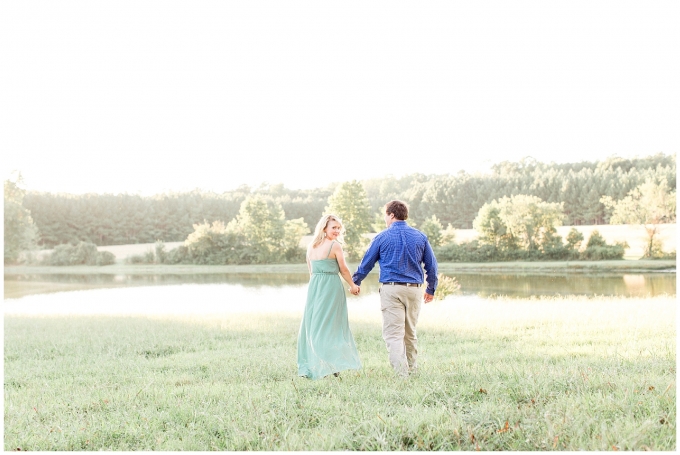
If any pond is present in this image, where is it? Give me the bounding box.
[4,270,675,315]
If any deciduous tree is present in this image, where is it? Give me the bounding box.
[601,179,676,257]
[325,181,372,260]
[420,215,443,247]
[473,200,508,248]
[233,195,287,262]
[4,175,39,264]
[497,195,564,251]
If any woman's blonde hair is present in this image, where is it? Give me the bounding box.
[310,214,345,248]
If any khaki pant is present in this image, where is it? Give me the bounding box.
[379,284,423,377]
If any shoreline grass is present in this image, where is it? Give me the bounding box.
[4,295,675,451]
[4,259,676,276]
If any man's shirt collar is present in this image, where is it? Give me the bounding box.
[389,220,407,229]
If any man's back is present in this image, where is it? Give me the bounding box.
[353,221,438,295]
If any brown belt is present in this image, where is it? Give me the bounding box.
[382,282,422,287]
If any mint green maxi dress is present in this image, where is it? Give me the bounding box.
[297,241,362,379]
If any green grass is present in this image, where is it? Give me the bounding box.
[4,295,676,450]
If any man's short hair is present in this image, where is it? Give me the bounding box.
[385,200,409,221]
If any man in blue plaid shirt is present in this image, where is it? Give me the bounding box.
[352,200,438,377]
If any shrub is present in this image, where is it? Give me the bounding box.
[434,231,626,262]
[435,241,504,262]
[186,229,257,265]
[434,274,460,300]
[641,237,676,259]
[540,231,573,260]
[585,230,607,248]
[656,249,677,260]
[580,244,625,260]
[43,241,117,266]
[154,241,167,264]
[164,245,191,264]
[566,228,584,250]
[578,230,626,260]
[125,250,156,264]
[281,246,306,263]
[96,251,116,265]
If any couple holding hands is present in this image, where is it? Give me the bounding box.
[297,200,438,380]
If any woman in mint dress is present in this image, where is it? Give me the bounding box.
[297,214,362,379]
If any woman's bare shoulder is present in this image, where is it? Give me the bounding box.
[329,241,345,258]
[308,241,330,260]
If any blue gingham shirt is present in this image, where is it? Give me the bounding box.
[352,221,438,295]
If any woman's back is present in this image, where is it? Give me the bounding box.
[307,239,337,262]
[310,257,340,274]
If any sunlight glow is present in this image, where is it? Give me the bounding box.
[2,1,678,195]
[3,281,470,318]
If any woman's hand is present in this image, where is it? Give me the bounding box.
[349,284,360,295]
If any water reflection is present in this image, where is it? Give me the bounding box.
[4,270,675,301]
[4,273,315,300]
[453,272,676,297]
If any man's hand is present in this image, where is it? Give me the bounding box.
[424,293,434,303]
[351,281,361,295]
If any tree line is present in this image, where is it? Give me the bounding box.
[20,153,675,249]
[434,195,628,262]
[4,153,676,265]
[126,175,675,266]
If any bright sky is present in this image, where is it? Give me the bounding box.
[2,1,678,195]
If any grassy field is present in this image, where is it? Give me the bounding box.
[4,295,675,450]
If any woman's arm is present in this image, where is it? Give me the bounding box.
[332,243,359,294]
[306,245,312,275]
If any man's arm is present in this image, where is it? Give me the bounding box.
[422,239,438,296]
[352,237,381,285]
